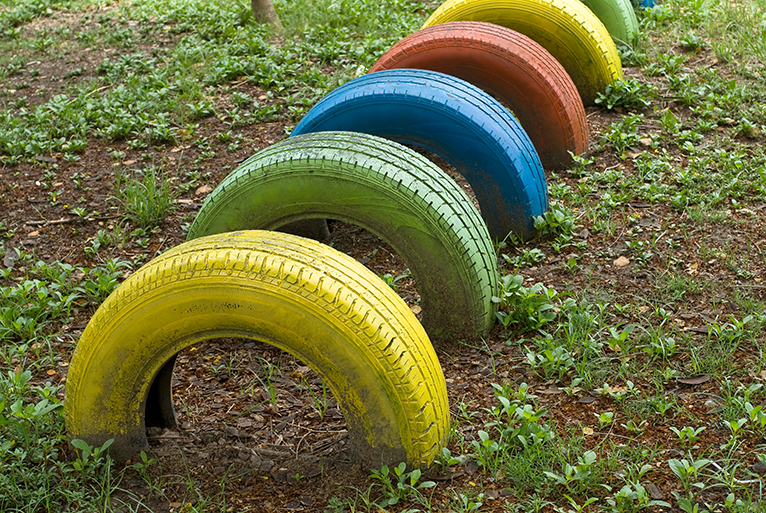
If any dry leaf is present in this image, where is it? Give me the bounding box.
[614,256,630,267]
[677,375,711,385]
[195,184,213,196]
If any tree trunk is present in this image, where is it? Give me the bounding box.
[251,0,283,33]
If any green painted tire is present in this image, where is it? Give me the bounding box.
[65,231,449,467]
[423,0,623,105]
[580,0,638,44]
[188,132,499,342]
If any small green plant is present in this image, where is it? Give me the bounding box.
[70,438,115,472]
[555,495,599,513]
[744,402,766,433]
[525,337,575,381]
[673,496,709,513]
[679,33,708,53]
[534,205,581,251]
[130,450,159,487]
[368,462,435,509]
[113,167,177,228]
[668,457,711,497]
[595,411,614,429]
[246,356,280,414]
[303,377,329,419]
[544,450,598,494]
[669,426,706,450]
[595,78,656,111]
[449,492,484,513]
[606,482,670,512]
[620,419,647,435]
[493,274,560,332]
[606,325,634,353]
[77,259,132,302]
[504,248,546,268]
[378,269,411,290]
[601,114,644,155]
[435,446,462,470]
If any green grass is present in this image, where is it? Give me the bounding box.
[2,0,766,510]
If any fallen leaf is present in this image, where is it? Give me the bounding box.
[195,184,213,196]
[614,256,630,267]
[677,375,711,385]
[3,250,17,268]
[46,369,56,375]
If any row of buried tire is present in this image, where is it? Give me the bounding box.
[65,0,655,469]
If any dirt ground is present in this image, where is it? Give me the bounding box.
[2,6,766,512]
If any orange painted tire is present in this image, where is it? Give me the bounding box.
[369,22,588,168]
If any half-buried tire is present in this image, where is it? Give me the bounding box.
[369,21,588,168]
[65,230,450,468]
[422,0,623,105]
[187,132,499,342]
[291,69,547,240]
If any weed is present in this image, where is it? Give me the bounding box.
[503,247,546,268]
[600,114,644,155]
[493,274,561,332]
[525,336,575,381]
[595,78,656,111]
[368,462,435,509]
[534,205,582,252]
[114,167,177,228]
[544,450,598,494]
[668,457,712,498]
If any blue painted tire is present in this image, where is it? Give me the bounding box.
[291,69,548,240]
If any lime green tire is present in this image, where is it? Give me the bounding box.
[65,230,450,467]
[422,0,623,105]
[187,132,499,342]
[580,0,638,44]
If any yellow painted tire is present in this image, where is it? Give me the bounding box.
[65,231,449,468]
[423,0,623,105]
